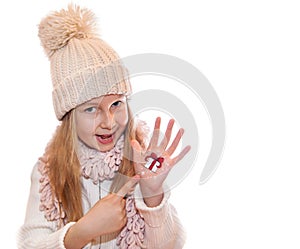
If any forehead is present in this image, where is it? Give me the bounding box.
[82,94,125,106]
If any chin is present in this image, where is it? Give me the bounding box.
[97,144,114,152]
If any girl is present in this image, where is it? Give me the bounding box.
[18,5,190,249]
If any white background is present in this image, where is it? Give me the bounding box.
[1,0,300,248]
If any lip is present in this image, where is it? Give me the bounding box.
[95,133,115,145]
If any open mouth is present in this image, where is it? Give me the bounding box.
[96,133,114,144]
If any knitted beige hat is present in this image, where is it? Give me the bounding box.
[38,5,132,120]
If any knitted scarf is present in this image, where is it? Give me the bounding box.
[38,135,145,248]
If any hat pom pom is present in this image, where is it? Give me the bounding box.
[38,4,98,58]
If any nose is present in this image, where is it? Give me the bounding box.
[98,111,114,130]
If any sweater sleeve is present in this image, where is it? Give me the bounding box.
[17,163,75,249]
[135,191,186,249]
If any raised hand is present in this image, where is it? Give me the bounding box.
[131,117,191,204]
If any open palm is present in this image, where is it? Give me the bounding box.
[131,117,191,197]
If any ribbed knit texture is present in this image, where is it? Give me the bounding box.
[38,5,131,120]
[17,163,185,249]
[17,222,75,248]
[37,136,146,248]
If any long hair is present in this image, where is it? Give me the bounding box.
[45,111,83,222]
[45,106,147,222]
[110,108,148,194]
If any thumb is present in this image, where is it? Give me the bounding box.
[131,139,144,164]
[116,175,140,198]
[131,139,142,150]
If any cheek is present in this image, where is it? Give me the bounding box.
[75,114,96,137]
[115,108,129,128]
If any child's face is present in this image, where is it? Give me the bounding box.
[75,94,128,152]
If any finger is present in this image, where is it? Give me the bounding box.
[171,145,191,165]
[131,139,142,151]
[166,128,184,156]
[131,139,144,164]
[148,117,161,149]
[116,175,140,198]
[159,119,175,150]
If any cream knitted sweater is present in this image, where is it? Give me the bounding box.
[17,162,186,249]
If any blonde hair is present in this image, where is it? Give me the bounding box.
[45,106,146,222]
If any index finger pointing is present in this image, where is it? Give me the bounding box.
[116,175,140,198]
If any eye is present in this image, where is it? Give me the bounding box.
[111,101,122,108]
[84,106,97,113]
